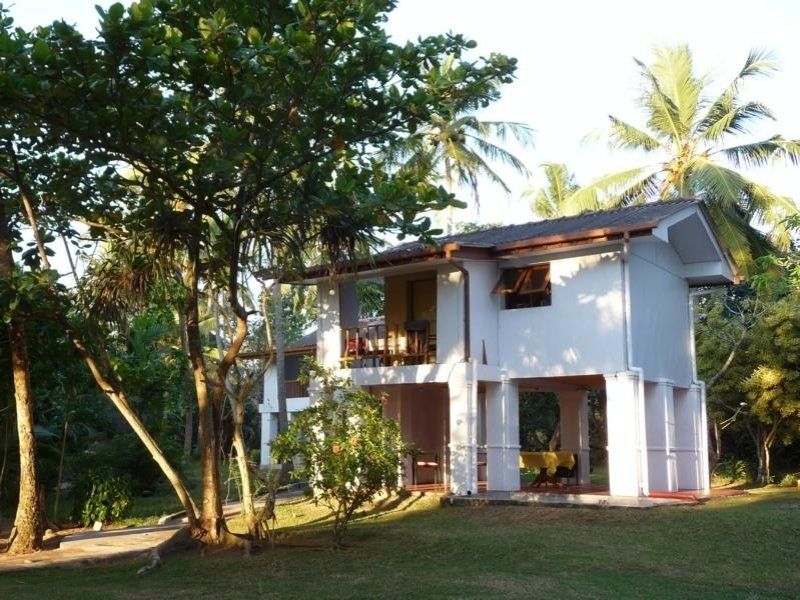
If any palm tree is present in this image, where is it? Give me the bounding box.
[525,163,580,219]
[390,55,535,234]
[566,45,800,270]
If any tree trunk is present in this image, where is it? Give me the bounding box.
[709,417,722,474]
[273,282,292,479]
[178,310,194,458]
[185,236,225,541]
[0,199,43,554]
[13,181,199,530]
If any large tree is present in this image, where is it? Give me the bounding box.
[567,45,800,271]
[1,0,520,545]
[0,179,44,554]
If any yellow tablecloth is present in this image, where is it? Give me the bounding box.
[519,451,575,475]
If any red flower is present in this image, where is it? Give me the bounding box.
[332,444,341,454]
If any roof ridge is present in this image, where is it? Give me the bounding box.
[428,197,700,247]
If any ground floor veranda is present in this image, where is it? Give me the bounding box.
[366,365,711,499]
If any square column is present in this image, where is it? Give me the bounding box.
[486,378,520,491]
[316,279,341,370]
[558,390,590,484]
[604,371,648,497]
[644,380,678,492]
[674,384,710,493]
[260,410,278,468]
[448,362,478,495]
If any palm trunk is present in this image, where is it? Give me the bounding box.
[0,199,43,554]
[13,180,199,530]
[444,159,454,236]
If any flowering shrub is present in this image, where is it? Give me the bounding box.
[271,363,407,546]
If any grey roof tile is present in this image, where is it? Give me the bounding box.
[379,198,700,259]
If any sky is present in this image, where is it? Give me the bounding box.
[6,0,800,242]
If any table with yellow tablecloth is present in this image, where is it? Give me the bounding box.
[519,451,575,475]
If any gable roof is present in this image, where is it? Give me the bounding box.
[384,198,702,257]
[301,198,736,280]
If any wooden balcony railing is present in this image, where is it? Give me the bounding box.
[341,322,436,368]
[284,379,309,398]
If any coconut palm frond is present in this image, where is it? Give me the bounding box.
[525,163,580,219]
[688,157,751,213]
[607,115,664,152]
[737,48,777,81]
[722,136,800,169]
[648,44,702,135]
[565,166,659,214]
[468,135,531,176]
[696,48,775,140]
[698,101,774,142]
[703,202,756,273]
[745,182,799,251]
[478,120,536,147]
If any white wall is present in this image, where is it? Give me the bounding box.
[436,266,464,364]
[465,260,501,365]
[629,238,693,387]
[498,251,626,377]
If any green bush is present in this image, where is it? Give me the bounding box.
[80,474,133,525]
[713,459,753,485]
[778,472,798,488]
[272,363,407,546]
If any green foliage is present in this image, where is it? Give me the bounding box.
[79,473,133,526]
[525,163,580,219]
[712,459,753,486]
[778,472,798,488]
[697,252,800,484]
[272,363,407,546]
[356,281,384,319]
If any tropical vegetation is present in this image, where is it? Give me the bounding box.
[561,45,800,271]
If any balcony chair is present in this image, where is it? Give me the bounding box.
[403,320,430,365]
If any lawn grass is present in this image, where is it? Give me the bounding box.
[1,487,798,599]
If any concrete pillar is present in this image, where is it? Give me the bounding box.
[644,380,677,492]
[558,390,590,484]
[316,279,341,370]
[604,371,648,497]
[485,378,520,491]
[448,362,477,495]
[260,411,279,468]
[674,384,710,493]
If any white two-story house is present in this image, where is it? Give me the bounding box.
[260,198,737,499]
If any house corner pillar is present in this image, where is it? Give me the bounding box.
[604,371,648,497]
[674,383,710,493]
[448,361,478,495]
[486,376,519,491]
[644,380,678,492]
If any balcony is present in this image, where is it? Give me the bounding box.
[284,379,309,398]
[340,319,436,368]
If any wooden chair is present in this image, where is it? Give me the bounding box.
[413,452,440,485]
[403,320,430,365]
